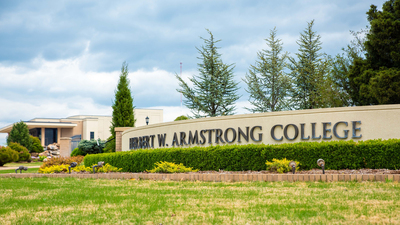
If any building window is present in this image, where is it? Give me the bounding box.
[90,132,94,140]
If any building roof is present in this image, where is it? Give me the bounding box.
[0,121,77,133]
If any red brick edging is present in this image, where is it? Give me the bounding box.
[0,173,399,182]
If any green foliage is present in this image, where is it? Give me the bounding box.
[328,53,354,107]
[29,136,43,153]
[84,139,400,173]
[8,142,30,162]
[102,137,116,153]
[95,163,123,173]
[38,163,122,174]
[71,148,85,156]
[109,62,136,152]
[78,139,105,155]
[176,29,240,118]
[40,156,84,169]
[348,0,400,105]
[289,20,332,109]
[72,165,92,173]
[147,161,199,173]
[7,121,31,150]
[39,156,47,162]
[174,115,189,121]
[265,158,300,173]
[39,164,69,174]
[243,27,292,112]
[0,146,19,166]
[369,68,400,104]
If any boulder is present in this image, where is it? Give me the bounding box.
[46,143,59,150]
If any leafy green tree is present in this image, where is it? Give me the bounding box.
[289,20,331,109]
[328,29,370,107]
[176,29,240,117]
[328,53,354,107]
[7,121,31,150]
[349,0,400,105]
[105,62,136,152]
[243,27,292,112]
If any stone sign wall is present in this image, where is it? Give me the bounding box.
[116,104,400,151]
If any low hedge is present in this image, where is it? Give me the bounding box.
[84,139,400,172]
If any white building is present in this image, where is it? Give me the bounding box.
[0,109,163,156]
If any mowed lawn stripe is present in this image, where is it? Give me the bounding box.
[0,178,399,224]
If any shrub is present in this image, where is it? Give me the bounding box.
[40,156,84,170]
[102,137,116,153]
[8,142,31,162]
[265,158,300,173]
[95,163,123,173]
[71,148,85,157]
[174,115,189,121]
[7,121,32,150]
[39,155,47,162]
[147,161,199,173]
[29,136,43,153]
[84,139,400,173]
[0,146,19,166]
[38,163,122,174]
[39,165,69,174]
[78,139,105,155]
[72,165,92,173]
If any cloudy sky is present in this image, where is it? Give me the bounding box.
[0,0,386,144]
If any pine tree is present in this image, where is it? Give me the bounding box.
[289,20,330,109]
[348,0,400,105]
[7,121,31,150]
[328,53,354,107]
[243,27,291,112]
[176,29,240,117]
[329,29,369,107]
[105,62,135,152]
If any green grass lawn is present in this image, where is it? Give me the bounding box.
[0,168,39,174]
[3,161,43,167]
[0,178,399,224]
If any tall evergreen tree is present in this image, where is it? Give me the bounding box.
[176,29,240,117]
[7,121,31,150]
[328,53,354,107]
[329,29,369,107]
[243,27,291,112]
[289,20,330,109]
[105,62,135,152]
[348,0,400,105]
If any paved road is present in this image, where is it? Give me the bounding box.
[0,166,40,171]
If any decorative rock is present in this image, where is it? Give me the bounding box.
[39,152,48,157]
[46,143,59,151]
[43,158,48,162]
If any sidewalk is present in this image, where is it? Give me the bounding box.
[0,166,40,171]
